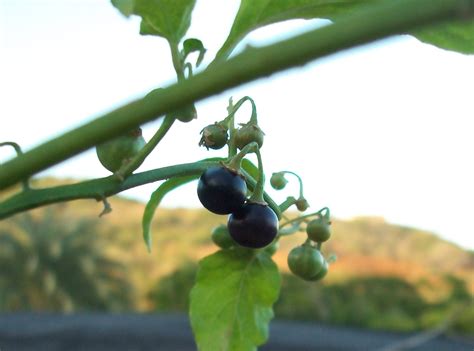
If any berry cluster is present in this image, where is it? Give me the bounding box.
[198,165,278,249]
[93,94,333,283]
[195,96,334,281]
[270,171,333,281]
[287,215,332,281]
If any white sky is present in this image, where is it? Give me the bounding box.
[1,0,474,250]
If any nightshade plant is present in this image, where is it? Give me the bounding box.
[1,0,474,350]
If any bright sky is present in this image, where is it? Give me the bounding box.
[1,1,474,250]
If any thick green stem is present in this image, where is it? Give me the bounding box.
[116,115,176,179]
[0,161,220,219]
[0,0,470,190]
[0,160,281,220]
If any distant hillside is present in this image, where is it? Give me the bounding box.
[2,181,473,292]
[1,178,473,333]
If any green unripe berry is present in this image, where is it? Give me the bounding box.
[306,218,331,242]
[199,123,228,150]
[287,244,324,281]
[211,224,235,249]
[172,104,197,123]
[308,259,329,281]
[295,197,309,212]
[146,88,196,122]
[96,128,146,173]
[235,122,264,150]
[270,172,288,190]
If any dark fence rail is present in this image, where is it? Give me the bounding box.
[0,313,472,351]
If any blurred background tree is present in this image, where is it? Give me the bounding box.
[0,206,133,311]
[0,186,472,336]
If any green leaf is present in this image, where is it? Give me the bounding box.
[190,249,281,351]
[414,20,474,54]
[215,0,374,61]
[215,0,474,60]
[183,38,207,67]
[142,175,197,252]
[111,0,134,17]
[111,0,196,43]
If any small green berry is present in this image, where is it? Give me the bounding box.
[211,224,235,249]
[287,244,324,281]
[235,122,264,150]
[199,123,228,150]
[295,197,309,212]
[270,172,288,190]
[306,218,331,242]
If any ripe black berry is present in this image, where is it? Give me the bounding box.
[197,166,247,214]
[228,203,278,249]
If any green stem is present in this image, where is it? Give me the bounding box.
[226,98,237,158]
[0,160,220,219]
[280,207,329,228]
[241,169,281,219]
[279,196,297,212]
[249,148,266,203]
[281,171,304,198]
[224,96,257,157]
[224,96,257,124]
[169,41,185,82]
[0,160,281,220]
[0,142,29,191]
[0,0,470,190]
[116,115,176,179]
[225,142,258,171]
[184,62,193,78]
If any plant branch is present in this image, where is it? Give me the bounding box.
[0,0,471,190]
[0,161,219,219]
[0,160,280,220]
